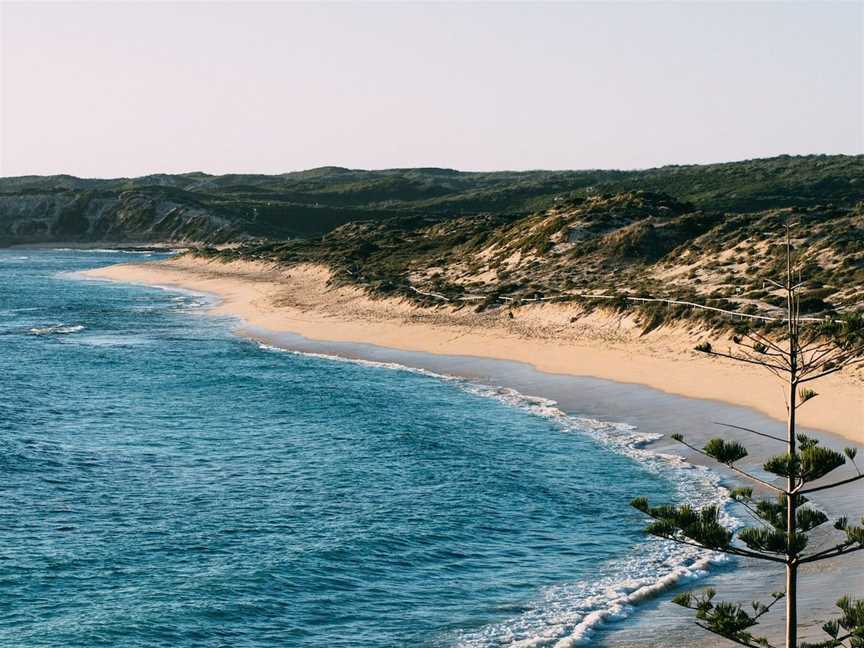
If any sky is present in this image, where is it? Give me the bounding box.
[0,1,861,177]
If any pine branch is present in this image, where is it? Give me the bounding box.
[799,543,864,565]
[798,342,843,374]
[742,330,790,358]
[661,534,788,564]
[735,334,790,363]
[798,473,864,495]
[673,436,785,494]
[762,277,786,291]
[699,348,790,374]
[632,497,789,564]
[735,499,776,529]
[798,353,864,383]
[678,589,784,648]
[694,623,777,648]
[713,421,786,444]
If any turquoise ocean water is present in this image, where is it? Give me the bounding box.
[1,250,727,647]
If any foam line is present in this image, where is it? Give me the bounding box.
[256,342,740,646]
[29,324,86,335]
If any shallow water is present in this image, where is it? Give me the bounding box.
[1,250,729,647]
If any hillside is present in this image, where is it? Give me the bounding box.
[1,154,861,246]
[199,189,864,331]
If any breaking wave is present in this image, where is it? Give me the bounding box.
[51,248,163,255]
[29,324,86,335]
[256,343,738,646]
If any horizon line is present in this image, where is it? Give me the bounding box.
[3,152,862,182]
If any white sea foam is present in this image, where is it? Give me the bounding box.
[29,324,86,335]
[74,334,152,348]
[256,342,739,646]
[66,273,218,312]
[448,386,735,647]
[51,248,161,255]
[145,284,220,311]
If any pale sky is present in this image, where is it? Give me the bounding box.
[1,1,861,177]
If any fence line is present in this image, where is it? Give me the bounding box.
[339,269,842,324]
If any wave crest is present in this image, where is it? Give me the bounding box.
[29,324,86,335]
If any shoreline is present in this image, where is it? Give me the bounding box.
[238,326,862,646]
[78,255,864,646]
[81,256,864,446]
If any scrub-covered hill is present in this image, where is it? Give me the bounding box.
[1,154,861,246]
[202,189,864,329]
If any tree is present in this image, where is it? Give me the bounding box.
[631,226,864,647]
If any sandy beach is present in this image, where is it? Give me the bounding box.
[77,253,864,646]
[83,255,864,446]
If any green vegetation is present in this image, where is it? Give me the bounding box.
[193,188,864,330]
[1,154,861,246]
[4,155,864,330]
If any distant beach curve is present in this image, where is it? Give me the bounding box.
[83,255,864,446]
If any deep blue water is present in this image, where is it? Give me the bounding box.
[0,250,713,647]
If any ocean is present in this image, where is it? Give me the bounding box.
[1,249,729,647]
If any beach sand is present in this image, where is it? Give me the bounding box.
[81,255,864,646]
[83,255,864,446]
